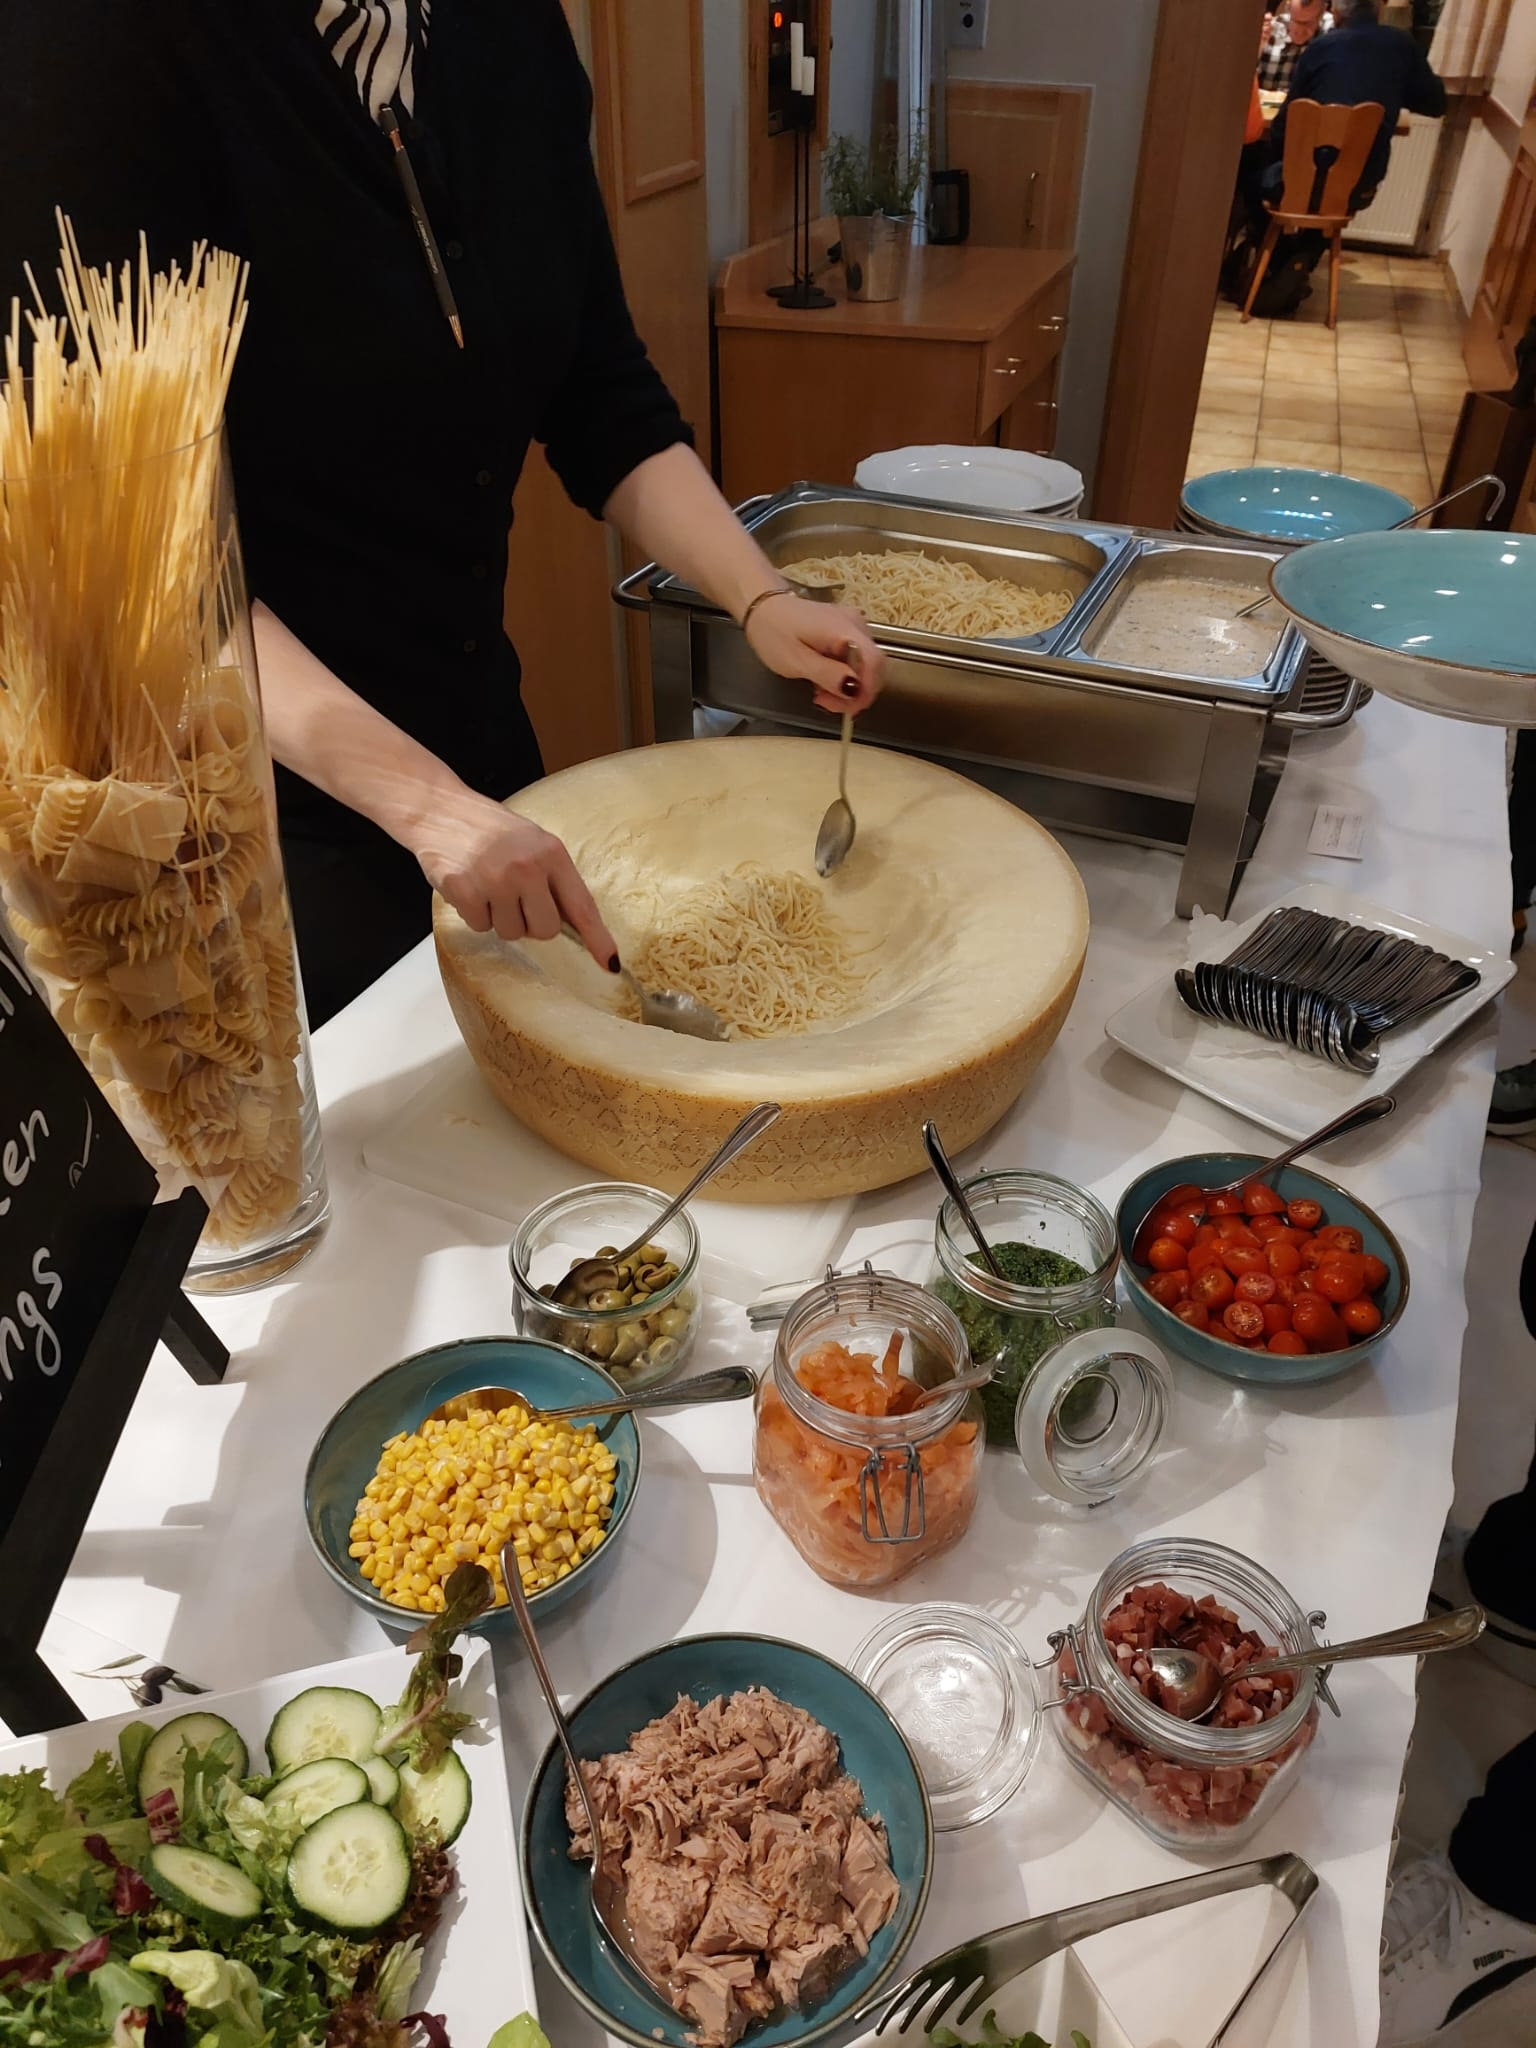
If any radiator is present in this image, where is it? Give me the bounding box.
[1345,114,1443,250]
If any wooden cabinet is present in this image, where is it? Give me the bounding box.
[1464,117,1536,391]
[945,83,1090,253]
[714,234,1074,500]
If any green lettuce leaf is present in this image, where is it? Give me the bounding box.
[373,1936,425,2024]
[116,1725,154,1804]
[0,1767,68,1858]
[64,1752,135,1827]
[131,1950,266,2046]
[488,2015,552,2048]
[375,1563,493,1770]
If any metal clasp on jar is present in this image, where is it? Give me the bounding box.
[859,1443,927,1544]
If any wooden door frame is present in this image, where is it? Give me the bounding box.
[1094,0,1266,527]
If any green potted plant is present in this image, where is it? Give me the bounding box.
[823,122,927,302]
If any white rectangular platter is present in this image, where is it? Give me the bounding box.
[0,1641,533,2046]
[1104,880,1512,1141]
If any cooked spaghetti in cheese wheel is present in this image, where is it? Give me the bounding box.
[434,737,1089,1202]
[785,549,1073,638]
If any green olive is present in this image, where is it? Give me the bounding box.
[610,1326,643,1367]
[657,1307,691,1339]
[587,1289,625,1313]
[643,1336,680,1372]
[537,1283,555,1299]
[637,1243,667,1266]
[678,1289,698,1313]
[595,1245,619,1259]
[583,1323,617,1361]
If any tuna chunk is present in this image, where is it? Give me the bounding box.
[624,1854,710,1978]
[673,1951,758,2047]
[839,1816,900,1941]
[766,1924,851,2010]
[694,1878,778,1955]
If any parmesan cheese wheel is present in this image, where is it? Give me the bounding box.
[433,737,1088,1202]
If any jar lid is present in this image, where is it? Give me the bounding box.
[848,1604,1041,1831]
[1013,1329,1173,1506]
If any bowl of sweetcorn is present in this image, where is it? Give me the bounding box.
[305,1336,642,1632]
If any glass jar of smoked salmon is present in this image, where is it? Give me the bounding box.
[1049,1536,1325,1852]
[752,1271,984,1590]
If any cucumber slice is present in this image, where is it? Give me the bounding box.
[264,1757,370,1829]
[136,1713,248,1813]
[391,1750,472,1848]
[361,1754,400,1806]
[286,1802,412,1934]
[265,1687,382,1773]
[146,1844,262,1935]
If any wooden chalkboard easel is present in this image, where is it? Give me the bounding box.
[0,940,228,1736]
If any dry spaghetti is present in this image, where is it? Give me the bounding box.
[785,548,1073,638]
[628,866,872,1039]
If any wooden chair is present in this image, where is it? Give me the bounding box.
[1241,98,1385,329]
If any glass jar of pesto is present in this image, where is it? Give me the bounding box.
[923,1171,1168,1510]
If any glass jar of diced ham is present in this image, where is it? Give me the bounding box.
[1049,1537,1325,1852]
[753,1272,984,1590]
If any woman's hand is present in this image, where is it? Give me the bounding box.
[407,785,618,968]
[743,593,884,714]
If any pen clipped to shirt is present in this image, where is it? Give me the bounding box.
[378,104,464,349]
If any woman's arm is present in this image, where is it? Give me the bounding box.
[253,605,617,965]
[603,445,883,713]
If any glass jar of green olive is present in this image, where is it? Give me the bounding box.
[509,1181,702,1390]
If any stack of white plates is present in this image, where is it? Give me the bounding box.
[855,445,1084,519]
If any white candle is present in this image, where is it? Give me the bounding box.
[801,54,816,97]
[790,21,805,92]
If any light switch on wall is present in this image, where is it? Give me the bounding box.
[949,0,988,49]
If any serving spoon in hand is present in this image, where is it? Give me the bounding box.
[1147,1602,1484,1723]
[557,923,727,1042]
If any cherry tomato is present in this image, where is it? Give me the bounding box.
[1360,1253,1390,1295]
[1188,1243,1226,1277]
[1286,1197,1323,1230]
[1148,1236,1188,1272]
[1291,1268,1318,1294]
[1250,1215,1287,1242]
[1216,1218,1260,1246]
[1147,1269,1191,1307]
[1260,1301,1293,1336]
[1209,1189,1248,1216]
[1275,1276,1301,1306]
[1235,1270,1277,1304]
[1341,1297,1383,1338]
[1314,1254,1367,1303]
[1156,1213,1199,1250]
[1223,1244,1268,1278]
[1267,1330,1308,1354]
[1175,1300,1212,1332]
[1157,1183,1205,1220]
[1292,1295,1347,1350]
[1192,1267,1236,1310]
[1241,1180,1286,1215]
[1193,1221,1222,1247]
[1316,1224,1364,1255]
[1266,1241,1302,1278]
[1302,1237,1333,1268]
[1223,1300,1266,1343]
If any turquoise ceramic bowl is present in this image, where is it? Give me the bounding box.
[1182,465,1412,545]
[1115,1155,1408,1388]
[1270,530,1536,726]
[521,1634,933,2048]
[305,1336,641,1632]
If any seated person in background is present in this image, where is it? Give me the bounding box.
[1254,0,1446,316]
[1257,0,1336,92]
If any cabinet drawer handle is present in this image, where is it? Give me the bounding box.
[992,356,1023,376]
[1036,397,1059,413]
[1039,314,1066,332]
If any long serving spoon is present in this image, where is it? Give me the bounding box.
[1147,1602,1485,1724]
[815,710,858,877]
[1235,472,1508,620]
[497,1531,673,2017]
[421,1364,757,1432]
[1130,1092,1395,1265]
[557,923,728,1043]
[554,1101,783,1305]
[922,1121,1006,1281]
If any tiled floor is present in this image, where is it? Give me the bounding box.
[1189,249,1469,506]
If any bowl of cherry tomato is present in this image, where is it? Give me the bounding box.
[1114,1153,1408,1386]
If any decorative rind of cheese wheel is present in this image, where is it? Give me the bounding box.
[433,737,1089,1202]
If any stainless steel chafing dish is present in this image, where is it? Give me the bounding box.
[613,483,1357,918]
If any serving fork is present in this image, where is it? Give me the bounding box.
[867,1851,1317,2045]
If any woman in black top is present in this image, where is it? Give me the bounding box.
[1,1,883,1022]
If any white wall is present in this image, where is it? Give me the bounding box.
[828,0,880,151]
[1492,0,1536,118]
[1441,120,1513,309]
[947,1,1160,490]
[703,0,748,263]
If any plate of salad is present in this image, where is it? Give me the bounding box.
[0,1566,536,2047]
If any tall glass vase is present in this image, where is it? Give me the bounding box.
[0,420,329,1289]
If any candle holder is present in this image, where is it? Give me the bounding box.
[768,89,834,311]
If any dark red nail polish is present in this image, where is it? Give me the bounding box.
[840,675,859,697]
[608,953,622,974]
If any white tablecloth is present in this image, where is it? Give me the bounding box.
[46,697,1506,2047]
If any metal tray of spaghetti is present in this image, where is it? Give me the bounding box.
[638,482,1134,656]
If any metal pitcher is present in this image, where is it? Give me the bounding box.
[838,214,914,302]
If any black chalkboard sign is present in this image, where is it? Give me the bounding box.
[0,938,227,1733]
